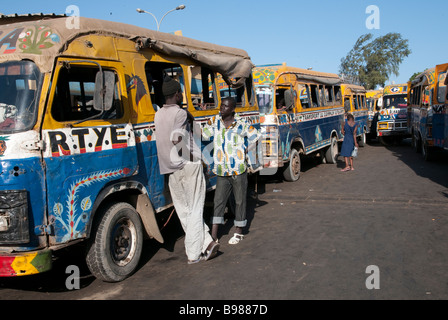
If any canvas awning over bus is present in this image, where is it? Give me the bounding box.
[293,73,342,86]
[0,16,254,87]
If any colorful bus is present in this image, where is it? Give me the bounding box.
[366,89,383,138]
[341,84,369,146]
[408,63,448,159]
[437,64,448,151]
[254,64,344,181]
[376,84,409,144]
[0,15,258,281]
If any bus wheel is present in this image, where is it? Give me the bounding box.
[411,132,420,152]
[379,136,392,146]
[283,148,301,182]
[325,137,338,164]
[358,132,366,147]
[86,202,143,282]
[422,142,433,161]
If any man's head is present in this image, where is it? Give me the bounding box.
[220,97,236,117]
[163,76,183,106]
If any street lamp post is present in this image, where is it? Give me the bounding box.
[136,5,186,31]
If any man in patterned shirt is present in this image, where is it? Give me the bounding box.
[202,97,261,244]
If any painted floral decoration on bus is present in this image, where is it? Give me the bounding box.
[52,167,130,242]
[253,68,277,85]
[0,26,60,55]
[18,25,60,54]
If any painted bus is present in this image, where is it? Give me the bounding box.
[366,89,383,138]
[376,84,409,144]
[253,64,344,181]
[0,15,259,281]
[341,84,369,146]
[408,63,448,159]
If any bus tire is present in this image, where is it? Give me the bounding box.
[325,136,338,164]
[411,131,420,152]
[283,148,301,182]
[422,142,433,161]
[358,132,366,147]
[379,136,392,146]
[86,202,143,282]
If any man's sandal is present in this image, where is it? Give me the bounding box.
[228,233,244,245]
[203,241,220,261]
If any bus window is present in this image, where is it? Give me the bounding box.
[361,95,366,109]
[51,66,123,122]
[219,76,244,107]
[410,86,421,106]
[422,86,431,106]
[144,62,186,111]
[353,95,359,110]
[275,88,286,110]
[344,97,351,112]
[298,84,310,109]
[309,84,320,108]
[437,72,447,103]
[334,86,342,104]
[256,86,273,114]
[190,66,217,110]
[275,87,296,112]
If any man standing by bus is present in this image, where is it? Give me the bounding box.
[154,76,219,264]
[202,97,261,245]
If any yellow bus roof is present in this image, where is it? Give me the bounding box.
[366,89,383,98]
[253,64,340,86]
[341,83,366,94]
[383,83,408,95]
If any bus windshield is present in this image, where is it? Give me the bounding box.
[256,86,273,114]
[382,94,407,109]
[0,61,42,133]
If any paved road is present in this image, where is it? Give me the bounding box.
[1,139,448,302]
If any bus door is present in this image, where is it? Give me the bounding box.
[42,59,138,244]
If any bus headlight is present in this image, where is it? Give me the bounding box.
[378,122,388,130]
[0,190,29,244]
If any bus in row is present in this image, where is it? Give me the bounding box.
[407,63,448,160]
[254,64,367,182]
[366,89,383,138]
[341,84,369,146]
[376,84,409,145]
[0,15,259,282]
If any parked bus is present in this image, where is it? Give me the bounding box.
[341,84,369,146]
[439,65,448,151]
[0,15,259,281]
[408,63,448,159]
[366,89,383,138]
[376,84,409,144]
[254,64,344,181]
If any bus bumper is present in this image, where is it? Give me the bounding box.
[0,249,52,277]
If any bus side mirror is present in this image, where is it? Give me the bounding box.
[94,70,115,111]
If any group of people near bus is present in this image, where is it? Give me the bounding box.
[154,76,360,264]
[154,76,261,264]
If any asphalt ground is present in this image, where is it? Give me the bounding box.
[1,138,448,303]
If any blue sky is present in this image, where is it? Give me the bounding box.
[2,0,447,86]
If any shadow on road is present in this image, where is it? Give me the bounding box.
[382,139,448,195]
